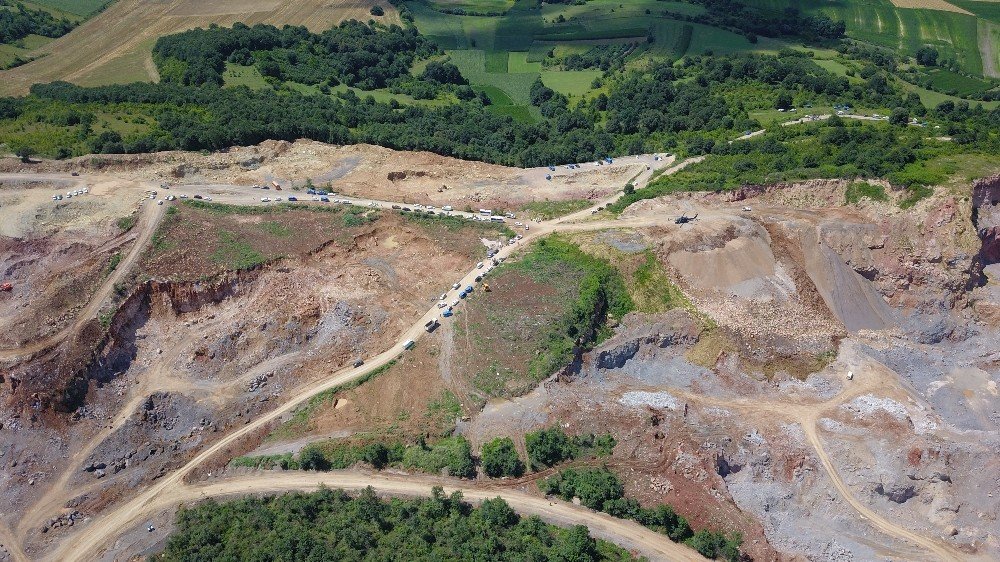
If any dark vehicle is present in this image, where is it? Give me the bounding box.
[402,207,411,212]
[193,194,203,199]
[475,275,482,282]
[317,190,328,196]
[427,210,435,215]
[674,214,698,224]
[353,359,364,368]
[71,171,79,176]
[307,189,316,195]
[320,196,330,202]
[262,185,269,190]
[287,196,298,201]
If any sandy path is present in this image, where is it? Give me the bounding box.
[0,198,164,360]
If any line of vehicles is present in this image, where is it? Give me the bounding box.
[53,187,89,200]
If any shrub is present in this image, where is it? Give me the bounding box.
[481,437,525,478]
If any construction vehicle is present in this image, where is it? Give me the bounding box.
[0,282,12,292]
[674,214,698,224]
[272,181,282,191]
[483,283,491,292]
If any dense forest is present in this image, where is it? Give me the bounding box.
[1,20,998,198]
[0,1,74,44]
[153,21,439,88]
[157,487,638,561]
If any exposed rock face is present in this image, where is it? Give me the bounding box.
[2,270,259,413]
[593,310,702,370]
[972,173,1000,265]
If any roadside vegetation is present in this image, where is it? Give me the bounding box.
[541,467,741,561]
[159,487,639,561]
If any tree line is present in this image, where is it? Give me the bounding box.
[0,1,74,44]
[158,486,638,561]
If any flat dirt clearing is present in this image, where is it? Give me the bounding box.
[0,0,400,95]
[890,0,973,14]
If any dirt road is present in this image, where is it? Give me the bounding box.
[668,351,965,562]
[72,471,710,562]
[0,196,164,361]
[6,146,961,561]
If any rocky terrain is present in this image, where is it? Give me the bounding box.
[1,145,998,561]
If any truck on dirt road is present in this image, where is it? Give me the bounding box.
[424,318,440,332]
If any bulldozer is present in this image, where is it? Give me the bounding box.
[483,282,491,292]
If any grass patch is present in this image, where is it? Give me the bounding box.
[116,214,136,231]
[484,50,509,72]
[105,251,122,274]
[222,63,271,89]
[519,199,591,220]
[270,360,398,440]
[844,181,888,205]
[631,252,692,314]
[458,236,633,397]
[211,230,267,270]
[258,220,291,237]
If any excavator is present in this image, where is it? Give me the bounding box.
[674,213,697,225]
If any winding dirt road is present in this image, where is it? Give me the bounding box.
[0,196,165,361]
[5,143,962,561]
[71,471,711,562]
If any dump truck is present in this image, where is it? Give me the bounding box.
[483,283,490,292]
[272,181,282,190]
[0,282,12,292]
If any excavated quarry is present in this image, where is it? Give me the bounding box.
[460,176,1000,560]
[1,142,999,562]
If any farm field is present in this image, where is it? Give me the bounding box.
[743,0,997,77]
[0,35,53,68]
[28,0,108,17]
[0,0,401,95]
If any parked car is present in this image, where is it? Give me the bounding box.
[287,196,298,201]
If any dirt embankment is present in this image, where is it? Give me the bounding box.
[3,269,260,415]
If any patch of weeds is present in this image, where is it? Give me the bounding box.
[899,184,933,209]
[519,199,591,220]
[844,181,888,205]
[98,309,114,329]
[342,209,379,227]
[211,230,267,270]
[258,220,292,237]
[424,390,462,435]
[632,252,692,313]
[105,251,122,274]
[116,215,136,231]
